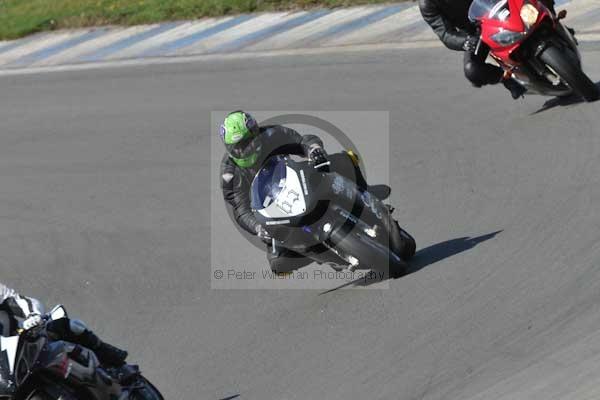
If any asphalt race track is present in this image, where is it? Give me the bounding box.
[1,44,600,399]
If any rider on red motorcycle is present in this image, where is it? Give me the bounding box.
[419,0,557,99]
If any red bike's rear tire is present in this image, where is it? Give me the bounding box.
[539,45,599,102]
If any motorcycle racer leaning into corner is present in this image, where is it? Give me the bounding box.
[419,0,559,99]
[220,110,416,274]
[0,282,128,368]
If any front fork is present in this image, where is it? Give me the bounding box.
[506,15,579,92]
[319,206,385,271]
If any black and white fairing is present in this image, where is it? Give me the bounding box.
[250,155,339,251]
[250,154,413,274]
[0,335,19,395]
[250,153,382,246]
[250,155,382,233]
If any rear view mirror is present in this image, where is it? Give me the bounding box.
[49,305,68,320]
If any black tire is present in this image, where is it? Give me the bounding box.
[390,221,416,261]
[539,45,599,102]
[397,228,417,261]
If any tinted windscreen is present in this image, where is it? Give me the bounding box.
[251,156,287,210]
[469,0,508,21]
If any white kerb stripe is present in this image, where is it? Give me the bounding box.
[105,20,222,60]
[247,7,381,51]
[181,13,296,54]
[33,26,155,67]
[323,6,423,46]
[0,31,81,66]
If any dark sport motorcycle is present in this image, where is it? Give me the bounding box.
[0,305,163,400]
[250,153,416,277]
[469,0,599,101]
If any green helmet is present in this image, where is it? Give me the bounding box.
[220,111,261,168]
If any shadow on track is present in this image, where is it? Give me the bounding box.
[405,230,503,275]
[531,81,600,115]
[219,395,240,400]
[319,230,503,294]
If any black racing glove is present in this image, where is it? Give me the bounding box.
[308,146,330,170]
[463,35,480,53]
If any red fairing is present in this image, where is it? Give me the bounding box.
[479,0,554,66]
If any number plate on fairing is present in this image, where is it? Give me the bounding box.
[259,166,307,218]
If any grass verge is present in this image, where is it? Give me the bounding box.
[0,0,411,41]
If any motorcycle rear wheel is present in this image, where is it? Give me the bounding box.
[539,45,600,102]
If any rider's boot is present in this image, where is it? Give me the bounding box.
[78,329,129,367]
[503,78,527,99]
[367,184,391,201]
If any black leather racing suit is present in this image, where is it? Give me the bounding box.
[419,0,556,87]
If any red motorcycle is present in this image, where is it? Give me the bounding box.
[468,0,599,101]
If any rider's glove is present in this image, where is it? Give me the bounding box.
[308,146,329,170]
[256,224,272,241]
[462,35,480,53]
[23,313,43,330]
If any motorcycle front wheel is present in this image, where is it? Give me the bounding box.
[539,45,600,102]
[329,227,408,278]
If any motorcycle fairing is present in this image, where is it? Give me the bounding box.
[470,0,553,61]
[14,336,46,387]
[0,336,19,395]
[42,340,123,398]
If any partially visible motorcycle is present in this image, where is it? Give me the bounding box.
[469,0,599,101]
[250,153,416,277]
[0,305,163,400]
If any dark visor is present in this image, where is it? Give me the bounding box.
[226,136,262,159]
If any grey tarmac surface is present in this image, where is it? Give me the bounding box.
[1,45,600,399]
